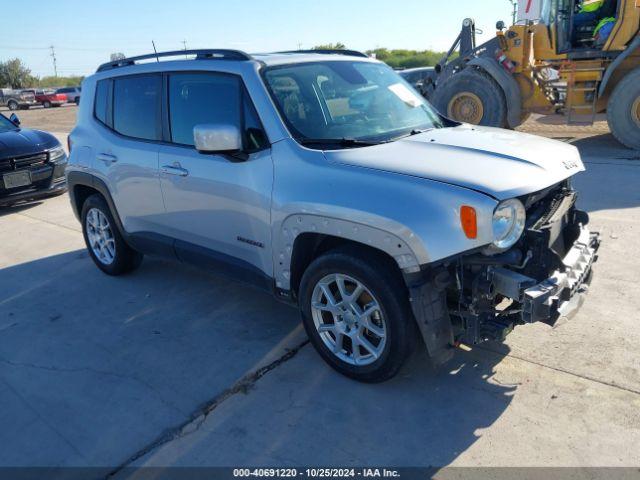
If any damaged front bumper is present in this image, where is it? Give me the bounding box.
[492,224,600,325]
[408,204,601,365]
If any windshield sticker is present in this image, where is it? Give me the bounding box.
[388,83,422,108]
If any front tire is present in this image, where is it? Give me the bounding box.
[7,100,18,111]
[607,67,640,150]
[434,68,507,127]
[43,101,51,108]
[299,247,417,383]
[81,194,143,275]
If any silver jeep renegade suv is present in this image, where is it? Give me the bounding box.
[66,49,600,382]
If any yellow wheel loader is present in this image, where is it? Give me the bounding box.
[426,0,640,149]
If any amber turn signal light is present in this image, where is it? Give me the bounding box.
[460,206,477,239]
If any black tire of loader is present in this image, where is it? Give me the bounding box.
[434,68,508,128]
[607,67,640,151]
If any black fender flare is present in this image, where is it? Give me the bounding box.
[468,57,523,129]
[66,170,127,237]
[599,35,640,97]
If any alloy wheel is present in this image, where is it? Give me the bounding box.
[86,208,116,265]
[310,273,387,366]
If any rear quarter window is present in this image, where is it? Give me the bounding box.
[113,75,161,141]
[94,80,110,125]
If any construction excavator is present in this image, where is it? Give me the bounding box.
[424,0,640,149]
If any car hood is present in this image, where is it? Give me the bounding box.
[323,125,585,199]
[0,128,59,158]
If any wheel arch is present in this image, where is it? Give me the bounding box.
[276,214,423,296]
[467,57,522,129]
[289,232,409,299]
[67,170,126,236]
[599,36,640,98]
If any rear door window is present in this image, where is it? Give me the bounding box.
[113,74,161,141]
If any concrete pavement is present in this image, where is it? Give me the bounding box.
[0,132,638,473]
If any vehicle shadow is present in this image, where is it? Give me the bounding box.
[533,112,608,126]
[572,134,640,160]
[0,250,301,468]
[0,201,43,217]
[129,337,515,470]
[570,135,640,214]
[0,249,515,470]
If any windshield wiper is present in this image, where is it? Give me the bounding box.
[389,128,433,143]
[298,138,385,148]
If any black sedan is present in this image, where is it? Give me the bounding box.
[0,113,67,207]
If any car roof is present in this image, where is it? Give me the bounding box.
[95,49,379,74]
[252,52,378,67]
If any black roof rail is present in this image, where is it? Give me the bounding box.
[277,49,369,58]
[96,49,253,72]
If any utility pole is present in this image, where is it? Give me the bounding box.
[508,0,518,24]
[50,45,58,77]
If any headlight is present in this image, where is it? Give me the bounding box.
[491,198,526,251]
[48,146,67,164]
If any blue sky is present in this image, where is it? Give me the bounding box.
[5,0,514,77]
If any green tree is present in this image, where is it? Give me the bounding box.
[0,58,36,89]
[366,48,449,69]
[313,42,346,50]
[36,75,84,88]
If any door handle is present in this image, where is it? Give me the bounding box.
[161,164,189,177]
[97,153,118,164]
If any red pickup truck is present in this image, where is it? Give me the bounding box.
[22,89,67,108]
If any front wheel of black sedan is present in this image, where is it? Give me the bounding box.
[81,194,143,275]
[299,247,417,383]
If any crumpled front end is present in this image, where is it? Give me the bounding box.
[408,180,601,364]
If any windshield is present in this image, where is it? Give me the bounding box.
[0,114,18,133]
[263,61,444,145]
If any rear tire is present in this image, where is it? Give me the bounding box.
[607,67,640,150]
[43,101,51,108]
[7,100,18,111]
[298,247,417,383]
[434,68,507,127]
[81,194,143,275]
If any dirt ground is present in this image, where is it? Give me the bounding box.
[1,104,79,134]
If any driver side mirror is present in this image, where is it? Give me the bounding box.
[9,113,20,126]
[193,124,245,160]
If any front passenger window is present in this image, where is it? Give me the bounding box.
[169,73,241,147]
[168,72,268,151]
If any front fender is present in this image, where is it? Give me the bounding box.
[271,139,499,291]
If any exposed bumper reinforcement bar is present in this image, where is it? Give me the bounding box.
[493,225,600,326]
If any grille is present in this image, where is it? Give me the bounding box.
[0,153,48,173]
[523,181,574,230]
